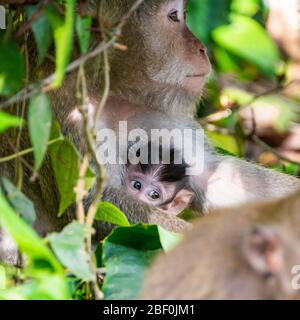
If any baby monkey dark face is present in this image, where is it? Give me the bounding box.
[125,162,194,216]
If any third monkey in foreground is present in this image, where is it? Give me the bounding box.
[140,189,300,300]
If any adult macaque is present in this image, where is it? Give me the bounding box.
[140,189,300,300]
[1,0,300,256]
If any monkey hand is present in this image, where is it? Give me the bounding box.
[147,208,193,234]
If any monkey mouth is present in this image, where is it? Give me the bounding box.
[186,74,207,78]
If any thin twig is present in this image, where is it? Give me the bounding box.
[0,0,145,110]
[76,64,104,300]
[74,154,89,225]
[0,137,63,163]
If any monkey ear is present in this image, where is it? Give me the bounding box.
[243,225,284,276]
[166,190,194,215]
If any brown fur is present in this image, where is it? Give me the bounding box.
[140,189,300,299]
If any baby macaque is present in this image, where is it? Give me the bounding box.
[140,189,300,300]
[124,145,194,215]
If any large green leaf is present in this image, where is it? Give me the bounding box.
[0,193,62,272]
[28,93,52,171]
[47,221,94,282]
[102,224,183,299]
[1,178,36,226]
[186,0,231,45]
[103,242,158,300]
[212,15,280,76]
[0,39,25,96]
[26,5,53,65]
[46,0,76,88]
[95,202,130,227]
[0,112,23,133]
[49,139,79,216]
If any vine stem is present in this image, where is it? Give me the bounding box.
[0,0,145,110]
[0,137,63,163]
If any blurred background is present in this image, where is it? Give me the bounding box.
[187,0,300,176]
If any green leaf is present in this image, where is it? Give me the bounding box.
[102,224,182,299]
[28,93,52,171]
[231,0,260,16]
[47,221,94,282]
[157,226,183,253]
[26,6,53,65]
[1,178,36,226]
[104,224,163,251]
[206,130,240,156]
[49,139,79,216]
[222,86,254,105]
[102,225,161,300]
[186,0,231,45]
[0,112,23,133]
[46,1,76,88]
[76,15,92,54]
[0,193,62,272]
[0,273,70,300]
[95,202,130,227]
[0,38,25,96]
[281,163,299,176]
[50,120,63,140]
[212,14,280,77]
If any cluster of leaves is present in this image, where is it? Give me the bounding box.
[0,0,299,300]
[0,0,183,300]
[188,0,300,175]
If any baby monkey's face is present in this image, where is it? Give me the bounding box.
[126,170,175,207]
[125,165,194,215]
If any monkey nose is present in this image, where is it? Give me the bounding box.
[199,46,206,55]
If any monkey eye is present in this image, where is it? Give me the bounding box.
[168,10,180,23]
[148,190,160,200]
[131,180,142,190]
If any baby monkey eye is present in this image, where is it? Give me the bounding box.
[168,10,180,23]
[131,180,142,190]
[149,190,160,200]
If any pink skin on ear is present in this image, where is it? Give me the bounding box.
[165,189,194,215]
[243,225,284,275]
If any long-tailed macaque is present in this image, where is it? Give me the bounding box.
[1,0,300,261]
[140,189,300,300]
[124,143,194,215]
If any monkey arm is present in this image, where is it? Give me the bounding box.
[203,155,300,209]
